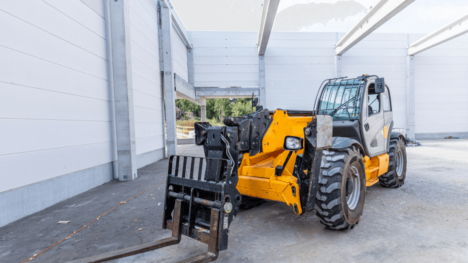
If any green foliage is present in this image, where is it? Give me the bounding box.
[177,98,255,122]
[214,98,232,121]
[231,99,252,117]
[175,99,200,116]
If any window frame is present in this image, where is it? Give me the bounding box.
[383,85,393,112]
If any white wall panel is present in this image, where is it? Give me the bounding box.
[131,56,160,84]
[135,136,164,156]
[0,119,112,155]
[264,32,335,110]
[0,82,110,121]
[1,0,107,58]
[44,0,106,37]
[80,0,105,18]
[1,142,113,193]
[0,0,113,193]
[0,8,107,79]
[132,73,160,96]
[0,46,109,100]
[192,31,258,87]
[129,0,164,155]
[171,26,189,81]
[412,33,468,135]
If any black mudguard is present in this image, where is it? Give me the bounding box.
[298,118,324,212]
[391,132,407,145]
[330,136,365,153]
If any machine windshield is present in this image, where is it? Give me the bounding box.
[317,79,364,120]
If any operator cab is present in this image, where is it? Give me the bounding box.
[316,76,393,157]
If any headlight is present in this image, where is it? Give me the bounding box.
[283,136,303,151]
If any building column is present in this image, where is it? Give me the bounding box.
[335,55,342,78]
[187,48,194,87]
[406,55,415,140]
[161,5,177,156]
[107,0,137,181]
[201,104,206,121]
[259,55,266,108]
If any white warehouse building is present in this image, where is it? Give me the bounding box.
[1,0,467,228]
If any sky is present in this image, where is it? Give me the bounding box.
[171,0,468,34]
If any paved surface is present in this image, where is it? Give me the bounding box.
[1,141,468,263]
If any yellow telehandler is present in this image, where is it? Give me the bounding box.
[71,75,407,263]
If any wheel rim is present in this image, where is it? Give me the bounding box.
[346,165,361,210]
[396,148,404,178]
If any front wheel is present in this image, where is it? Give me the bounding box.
[315,146,366,230]
[379,137,407,188]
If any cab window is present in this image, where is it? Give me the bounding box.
[318,79,364,120]
[368,84,380,116]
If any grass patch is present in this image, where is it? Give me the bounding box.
[176,118,224,127]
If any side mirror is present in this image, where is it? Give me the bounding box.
[283,136,303,151]
[252,97,259,107]
[375,78,385,93]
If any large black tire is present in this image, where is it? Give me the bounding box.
[379,137,407,188]
[315,147,366,230]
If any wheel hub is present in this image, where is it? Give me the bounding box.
[346,165,361,210]
[396,148,404,178]
[346,178,354,195]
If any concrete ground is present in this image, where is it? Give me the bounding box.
[1,140,468,263]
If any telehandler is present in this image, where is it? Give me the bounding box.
[72,75,407,263]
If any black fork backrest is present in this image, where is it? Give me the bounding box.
[169,156,208,181]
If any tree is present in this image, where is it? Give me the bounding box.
[231,99,252,117]
[206,99,216,120]
[175,99,200,117]
[213,98,232,121]
[175,98,255,121]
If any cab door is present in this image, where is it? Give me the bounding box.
[361,81,386,157]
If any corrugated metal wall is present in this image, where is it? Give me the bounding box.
[0,0,113,193]
[265,32,335,110]
[411,33,468,136]
[191,31,259,87]
[171,27,189,81]
[129,0,165,156]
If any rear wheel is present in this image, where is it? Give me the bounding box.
[379,137,407,188]
[315,147,366,230]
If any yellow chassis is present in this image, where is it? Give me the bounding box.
[237,110,389,215]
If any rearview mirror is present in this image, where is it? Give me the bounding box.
[375,78,385,93]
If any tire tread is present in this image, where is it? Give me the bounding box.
[315,148,363,230]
